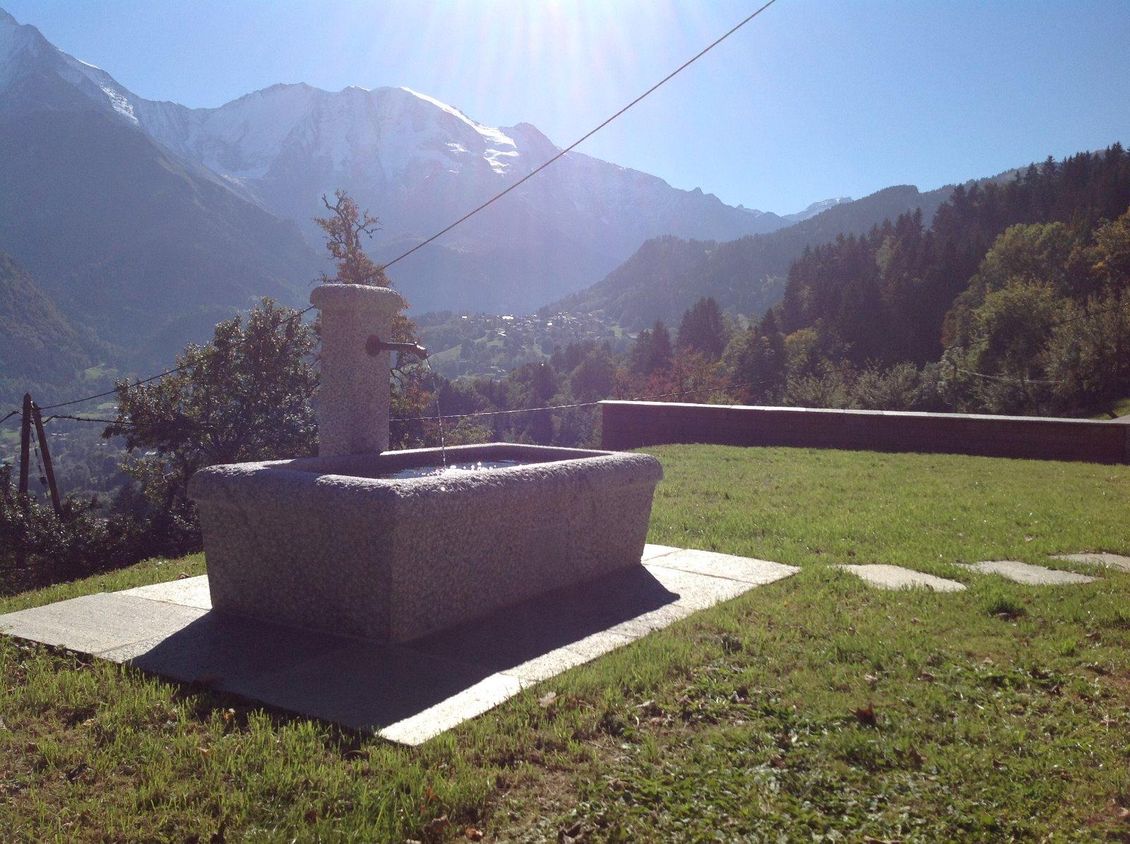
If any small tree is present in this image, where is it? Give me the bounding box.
[106,299,318,542]
[314,189,431,440]
[315,189,390,287]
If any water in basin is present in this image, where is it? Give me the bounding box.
[385,460,521,480]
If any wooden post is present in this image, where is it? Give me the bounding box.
[18,392,31,498]
[31,401,62,515]
[15,393,31,570]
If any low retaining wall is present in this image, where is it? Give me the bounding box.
[600,401,1130,464]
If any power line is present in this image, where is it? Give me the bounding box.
[36,304,317,412]
[14,4,780,415]
[1048,297,1128,330]
[38,380,165,412]
[391,400,600,424]
[43,414,134,426]
[951,297,1129,386]
[379,0,780,274]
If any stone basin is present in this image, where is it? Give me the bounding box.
[189,443,662,642]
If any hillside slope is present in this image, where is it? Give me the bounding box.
[552,184,953,328]
[0,10,324,368]
[0,251,91,388]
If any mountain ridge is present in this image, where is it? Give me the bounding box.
[548,184,955,329]
[0,9,323,370]
[2,6,804,321]
[130,80,794,313]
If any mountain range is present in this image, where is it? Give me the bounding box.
[0,6,993,391]
[0,6,814,350]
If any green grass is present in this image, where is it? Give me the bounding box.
[647,445,1130,575]
[80,363,118,382]
[2,445,1128,841]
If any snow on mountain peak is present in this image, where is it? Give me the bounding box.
[98,84,138,122]
[0,8,141,123]
[400,86,518,174]
[57,49,141,123]
[782,196,854,223]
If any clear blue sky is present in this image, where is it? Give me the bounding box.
[5,0,1130,215]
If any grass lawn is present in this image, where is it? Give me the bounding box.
[2,445,1128,842]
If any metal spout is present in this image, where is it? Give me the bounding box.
[365,335,429,360]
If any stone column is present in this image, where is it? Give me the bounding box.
[310,283,406,456]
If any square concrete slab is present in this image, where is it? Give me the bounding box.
[97,612,360,685]
[961,560,1096,585]
[645,563,766,610]
[837,564,966,592]
[0,547,798,745]
[0,593,208,654]
[122,576,212,610]
[1052,553,1130,573]
[235,640,509,734]
[408,565,682,675]
[602,601,698,639]
[641,544,681,562]
[378,674,526,746]
[651,548,799,585]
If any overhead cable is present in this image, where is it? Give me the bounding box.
[37,304,316,411]
[379,0,780,274]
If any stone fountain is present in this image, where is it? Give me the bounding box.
[188,284,663,642]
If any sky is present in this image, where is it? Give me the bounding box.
[5,0,1130,216]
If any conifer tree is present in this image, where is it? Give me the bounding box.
[676,297,727,361]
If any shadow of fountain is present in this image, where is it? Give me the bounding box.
[122,565,680,733]
[408,564,681,672]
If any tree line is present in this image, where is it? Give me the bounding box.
[763,145,1130,414]
[5,148,1130,592]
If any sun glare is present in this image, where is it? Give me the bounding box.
[344,1,694,136]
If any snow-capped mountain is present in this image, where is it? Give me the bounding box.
[782,197,853,224]
[133,82,791,313]
[0,9,320,366]
[1,6,789,327]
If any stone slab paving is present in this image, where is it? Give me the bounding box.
[647,548,800,587]
[960,560,1096,585]
[1052,552,1130,573]
[0,545,798,746]
[640,544,681,562]
[836,564,966,592]
[0,593,209,653]
[122,577,213,609]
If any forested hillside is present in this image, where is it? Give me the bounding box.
[764,145,1130,414]
[0,252,93,398]
[552,184,954,329]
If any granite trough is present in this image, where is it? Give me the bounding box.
[190,442,662,642]
[189,283,663,642]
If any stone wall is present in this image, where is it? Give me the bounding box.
[600,401,1130,464]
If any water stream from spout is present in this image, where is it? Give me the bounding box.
[419,357,448,470]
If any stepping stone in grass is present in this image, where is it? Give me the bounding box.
[961,560,1095,585]
[1051,552,1130,573]
[836,564,965,592]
